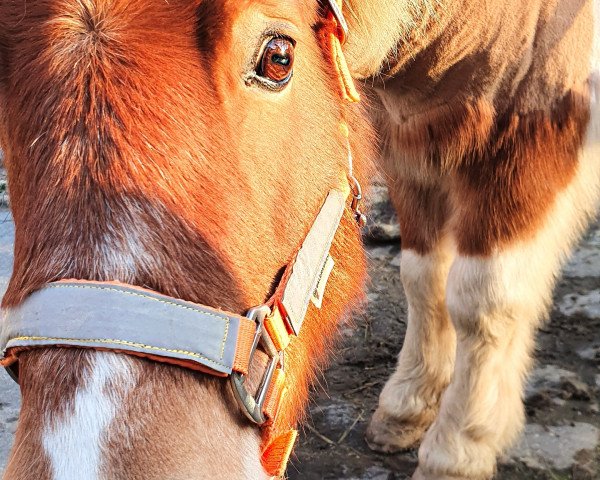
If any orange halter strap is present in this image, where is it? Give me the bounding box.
[326,0,361,103]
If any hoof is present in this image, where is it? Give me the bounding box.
[365,408,429,453]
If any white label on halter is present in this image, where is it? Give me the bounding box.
[311,255,335,309]
[281,189,347,335]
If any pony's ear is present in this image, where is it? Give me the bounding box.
[342,0,432,79]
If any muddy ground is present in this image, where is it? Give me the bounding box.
[0,178,599,479]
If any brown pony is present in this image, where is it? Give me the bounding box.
[1,0,599,479]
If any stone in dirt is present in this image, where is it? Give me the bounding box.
[363,186,400,244]
[505,423,599,471]
[578,343,600,362]
[558,290,600,318]
[310,400,360,430]
[525,365,579,401]
[345,466,394,480]
[562,228,600,278]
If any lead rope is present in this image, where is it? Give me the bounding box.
[259,1,363,476]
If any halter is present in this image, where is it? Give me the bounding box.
[0,1,362,477]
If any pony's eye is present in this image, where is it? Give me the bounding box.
[258,37,295,84]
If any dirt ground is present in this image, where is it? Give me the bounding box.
[287,188,600,480]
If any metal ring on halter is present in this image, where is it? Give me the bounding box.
[348,174,362,211]
[327,0,349,44]
[230,305,283,425]
[348,174,367,227]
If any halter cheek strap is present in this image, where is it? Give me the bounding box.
[326,0,360,103]
[258,7,363,470]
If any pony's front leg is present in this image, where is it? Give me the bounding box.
[414,90,600,479]
[366,179,456,452]
[413,248,540,480]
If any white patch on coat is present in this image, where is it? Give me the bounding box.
[43,353,136,480]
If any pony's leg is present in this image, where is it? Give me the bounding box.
[366,178,457,452]
[414,93,600,480]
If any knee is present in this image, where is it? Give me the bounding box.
[400,250,432,296]
[400,247,452,300]
[445,256,518,339]
[445,254,543,343]
[447,241,562,333]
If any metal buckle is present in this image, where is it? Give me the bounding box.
[327,0,349,44]
[230,305,283,425]
[348,174,367,227]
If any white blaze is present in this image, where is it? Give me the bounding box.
[43,353,135,480]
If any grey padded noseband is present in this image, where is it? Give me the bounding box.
[0,282,250,376]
